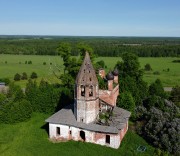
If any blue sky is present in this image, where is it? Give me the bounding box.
[0,0,180,36]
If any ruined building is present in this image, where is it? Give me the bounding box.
[46,52,130,149]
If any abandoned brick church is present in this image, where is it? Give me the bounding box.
[46,52,130,149]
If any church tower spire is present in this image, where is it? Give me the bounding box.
[74,52,99,124]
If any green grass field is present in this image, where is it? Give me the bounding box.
[0,113,155,156]
[0,54,179,87]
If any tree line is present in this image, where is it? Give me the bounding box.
[0,41,179,154]
[0,37,180,57]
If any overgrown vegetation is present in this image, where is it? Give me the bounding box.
[0,40,179,155]
[0,113,155,156]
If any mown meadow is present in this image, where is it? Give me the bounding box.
[0,54,179,87]
[0,113,155,156]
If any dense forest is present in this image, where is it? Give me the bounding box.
[0,36,180,57]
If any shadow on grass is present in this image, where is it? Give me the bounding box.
[41,122,49,135]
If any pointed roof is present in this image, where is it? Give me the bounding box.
[76,52,98,85]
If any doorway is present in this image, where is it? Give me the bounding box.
[80,130,85,141]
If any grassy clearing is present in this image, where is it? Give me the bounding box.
[0,54,63,87]
[0,54,179,87]
[0,113,154,156]
[96,57,180,87]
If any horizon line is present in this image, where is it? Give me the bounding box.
[0,34,180,38]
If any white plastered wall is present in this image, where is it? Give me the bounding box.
[49,123,121,149]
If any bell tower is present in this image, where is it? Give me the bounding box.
[74,52,99,124]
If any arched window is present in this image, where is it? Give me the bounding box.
[81,85,85,96]
[89,85,93,97]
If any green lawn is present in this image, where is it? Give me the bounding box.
[0,113,154,156]
[0,54,179,87]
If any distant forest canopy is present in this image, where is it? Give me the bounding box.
[0,36,180,57]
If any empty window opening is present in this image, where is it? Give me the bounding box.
[89,85,93,97]
[84,69,85,73]
[89,78,91,81]
[89,70,90,73]
[80,131,86,141]
[56,127,60,136]
[106,135,110,144]
[69,130,72,135]
[81,85,85,96]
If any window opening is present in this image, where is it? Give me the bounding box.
[89,85,93,97]
[81,85,85,96]
[106,135,110,144]
[56,127,60,136]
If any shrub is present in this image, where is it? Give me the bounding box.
[14,73,21,81]
[19,62,21,64]
[172,60,180,63]
[96,60,105,68]
[144,63,152,71]
[153,71,160,75]
[117,92,135,117]
[142,106,179,155]
[43,62,46,65]
[5,61,7,64]
[28,60,32,64]
[0,99,32,123]
[30,72,38,79]
[170,85,180,107]
[50,62,52,65]
[21,72,28,80]
[149,79,167,98]
[10,99,32,122]
[0,78,10,85]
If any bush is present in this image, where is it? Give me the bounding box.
[28,60,32,64]
[5,61,7,64]
[0,78,10,85]
[149,79,167,98]
[117,92,135,117]
[170,85,180,106]
[21,72,28,80]
[14,73,21,81]
[136,99,180,155]
[0,99,32,123]
[43,62,46,65]
[172,60,180,63]
[144,63,152,71]
[96,60,105,68]
[143,107,179,155]
[153,71,160,75]
[30,72,38,79]
[25,79,61,113]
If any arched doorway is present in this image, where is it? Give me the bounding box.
[80,130,85,141]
